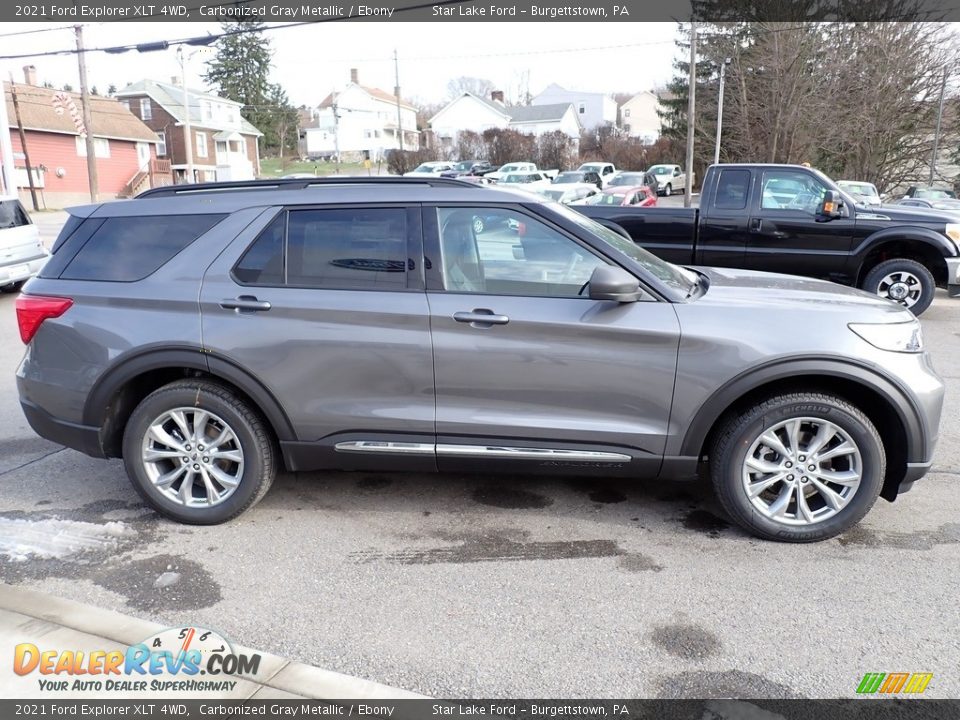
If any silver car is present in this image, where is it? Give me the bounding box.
[15,178,944,542]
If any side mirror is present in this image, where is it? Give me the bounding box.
[587,266,642,303]
[818,190,843,220]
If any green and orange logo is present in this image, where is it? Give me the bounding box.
[857,672,933,695]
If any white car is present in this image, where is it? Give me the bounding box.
[577,162,617,186]
[647,164,693,196]
[837,180,882,207]
[404,161,456,177]
[537,183,602,205]
[485,162,558,181]
[0,195,48,293]
[497,171,555,191]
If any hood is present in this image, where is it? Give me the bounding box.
[863,205,960,224]
[695,266,913,321]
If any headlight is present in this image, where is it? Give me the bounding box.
[849,321,923,353]
[945,223,960,245]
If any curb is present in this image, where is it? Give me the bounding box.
[0,584,427,700]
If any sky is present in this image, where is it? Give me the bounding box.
[0,21,682,107]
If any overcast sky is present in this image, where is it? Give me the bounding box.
[0,21,682,107]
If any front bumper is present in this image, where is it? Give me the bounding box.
[948,257,960,297]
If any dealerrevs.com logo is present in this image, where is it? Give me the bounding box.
[13,626,262,693]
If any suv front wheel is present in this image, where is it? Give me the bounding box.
[710,393,884,542]
[122,380,276,524]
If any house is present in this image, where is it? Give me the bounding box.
[2,67,163,208]
[300,69,419,162]
[116,78,262,183]
[508,104,581,139]
[619,91,662,143]
[531,83,617,131]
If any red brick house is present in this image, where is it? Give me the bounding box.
[3,74,164,208]
[116,79,262,183]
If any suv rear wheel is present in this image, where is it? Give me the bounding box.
[862,258,935,315]
[122,380,276,524]
[710,393,884,542]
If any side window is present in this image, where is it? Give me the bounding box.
[761,171,827,214]
[0,199,30,228]
[286,208,407,290]
[234,213,285,285]
[714,169,750,210]
[437,207,607,298]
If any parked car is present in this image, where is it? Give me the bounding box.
[836,180,881,207]
[498,171,554,191]
[486,162,538,181]
[592,185,657,207]
[0,195,48,293]
[16,176,943,542]
[647,164,693,196]
[441,161,494,178]
[553,171,602,189]
[895,198,960,212]
[537,184,603,205]
[404,161,456,177]
[609,171,659,197]
[903,185,957,200]
[577,162,617,186]
[577,163,960,316]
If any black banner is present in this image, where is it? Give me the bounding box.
[2,700,960,719]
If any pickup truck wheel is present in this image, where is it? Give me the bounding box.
[122,380,276,525]
[862,258,935,315]
[663,183,672,197]
[710,393,884,543]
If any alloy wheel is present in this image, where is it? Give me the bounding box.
[877,271,922,308]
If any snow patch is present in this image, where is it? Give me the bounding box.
[0,517,138,562]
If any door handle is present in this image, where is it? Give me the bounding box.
[749,218,762,231]
[454,309,509,327]
[220,295,272,312]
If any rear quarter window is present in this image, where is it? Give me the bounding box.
[54,214,225,282]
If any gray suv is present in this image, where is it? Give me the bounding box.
[15,178,944,542]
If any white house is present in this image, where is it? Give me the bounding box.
[619,91,662,143]
[428,91,512,148]
[300,69,419,161]
[531,83,617,131]
[508,104,581,139]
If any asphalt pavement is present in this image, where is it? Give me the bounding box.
[0,210,957,699]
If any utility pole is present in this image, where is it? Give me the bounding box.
[0,76,18,197]
[393,49,404,153]
[930,69,947,186]
[684,22,697,208]
[713,58,730,167]
[8,79,38,211]
[178,46,195,184]
[332,99,341,170]
[74,24,99,202]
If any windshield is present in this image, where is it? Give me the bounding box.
[412,164,438,173]
[553,173,582,183]
[578,164,603,172]
[454,162,474,171]
[609,174,643,187]
[502,174,531,183]
[650,166,672,176]
[0,199,29,229]
[499,164,521,173]
[549,203,698,295]
[838,182,878,197]
[597,193,626,205]
[540,189,566,201]
[915,188,956,199]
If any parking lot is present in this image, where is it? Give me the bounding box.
[1,212,958,699]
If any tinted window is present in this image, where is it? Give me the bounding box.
[286,208,407,289]
[0,199,30,229]
[714,169,750,210]
[234,213,285,285]
[59,214,224,281]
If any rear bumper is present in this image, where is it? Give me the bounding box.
[0,252,48,286]
[20,399,105,458]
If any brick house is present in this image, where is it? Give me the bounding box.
[3,71,162,208]
[116,79,263,183]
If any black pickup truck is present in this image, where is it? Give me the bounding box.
[578,163,960,315]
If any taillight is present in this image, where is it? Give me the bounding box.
[15,295,73,344]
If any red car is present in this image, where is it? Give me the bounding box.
[595,185,657,207]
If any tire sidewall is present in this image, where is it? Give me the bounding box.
[664,183,672,196]
[122,386,268,525]
[864,259,934,316]
[718,399,884,542]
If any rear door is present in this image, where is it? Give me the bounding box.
[695,167,750,268]
[200,205,436,469]
[423,203,680,477]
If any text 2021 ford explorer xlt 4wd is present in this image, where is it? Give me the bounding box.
[15,178,944,542]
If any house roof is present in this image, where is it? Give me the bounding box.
[318,84,416,112]
[508,103,574,123]
[428,92,511,125]
[115,79,263,136]
[3,81,158,143]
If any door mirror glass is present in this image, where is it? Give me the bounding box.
[587,265,641,303]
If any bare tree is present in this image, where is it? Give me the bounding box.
[446,76,496,101]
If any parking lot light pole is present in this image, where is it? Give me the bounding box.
[684,22,696,208]
[713,57,731,166]
[177,46,195,184]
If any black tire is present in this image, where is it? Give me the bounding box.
[663,183,672,197]
[710,393,884,543]
[0,281,24,294]
[122,380,276,525]
[861,258,935,316]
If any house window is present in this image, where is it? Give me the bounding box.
[156,131,167,156]
[578,103,586,114]
[624,109,631,117]
[215,140,227,160]
[121,100,131,111]
[140,98,152,120]
[75,136,110,158]
[196,131,208,158]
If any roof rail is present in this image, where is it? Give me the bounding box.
[136,176,481,199]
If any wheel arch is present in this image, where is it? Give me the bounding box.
[854,229,955,286]
[84,348,297,459]
[681,359,922,502]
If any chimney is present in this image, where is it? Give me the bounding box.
[350,68,358,84]
[170,76,181,86]
[22,65,37,86]
[491,90,504,104]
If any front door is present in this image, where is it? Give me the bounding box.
[423,205,681,477]
[136,142,150,170]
